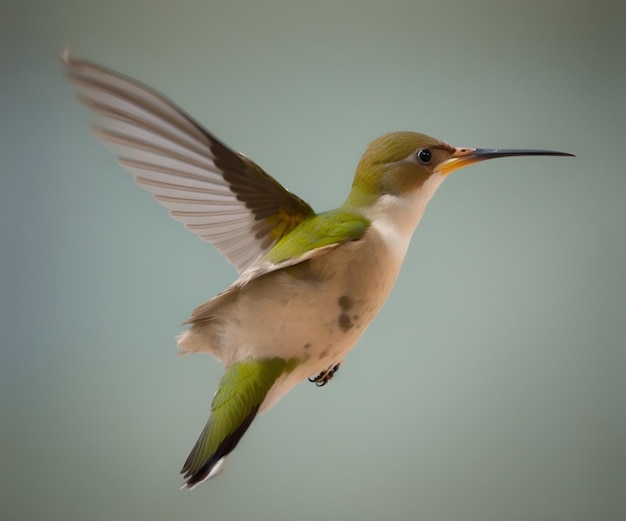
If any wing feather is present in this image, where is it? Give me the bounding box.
[63,54,314,272]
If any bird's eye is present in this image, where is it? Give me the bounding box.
[417,149,432,164]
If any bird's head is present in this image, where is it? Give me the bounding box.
[347,131,573,208]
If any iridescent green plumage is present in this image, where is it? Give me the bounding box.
[263,210,369,265]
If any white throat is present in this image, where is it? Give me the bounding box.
[363,172,445,266]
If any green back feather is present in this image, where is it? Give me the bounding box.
[263,209,369,265]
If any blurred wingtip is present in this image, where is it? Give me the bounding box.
[59,47,71,65]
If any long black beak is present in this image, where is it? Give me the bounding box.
[470,148,575,159]
[440,147,574,176]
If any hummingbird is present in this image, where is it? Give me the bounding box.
[62,53,573,488]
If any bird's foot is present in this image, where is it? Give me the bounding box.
[308,361,343,387]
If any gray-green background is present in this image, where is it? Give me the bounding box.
[2,1,624,520]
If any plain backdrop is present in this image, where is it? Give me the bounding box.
[2,1,624,520]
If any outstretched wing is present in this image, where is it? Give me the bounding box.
[62,54,314,273]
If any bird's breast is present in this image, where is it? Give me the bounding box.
[179,225,408,411]
[218,227,402,367]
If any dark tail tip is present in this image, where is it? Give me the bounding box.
[180,405,260,489]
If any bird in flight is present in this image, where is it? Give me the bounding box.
[62,53,573,488]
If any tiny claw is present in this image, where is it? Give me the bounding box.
[308,361,343,387]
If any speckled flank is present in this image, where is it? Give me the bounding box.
[338,295,352,311]
[337,295,355,332]
[338,314,354,331]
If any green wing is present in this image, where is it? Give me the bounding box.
[263,209,370,265]
[181,358,297,488]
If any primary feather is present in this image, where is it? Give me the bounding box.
[63,55,314,272]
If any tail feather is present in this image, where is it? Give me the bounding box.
[181,404,259,487]
[180,357,297,488]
